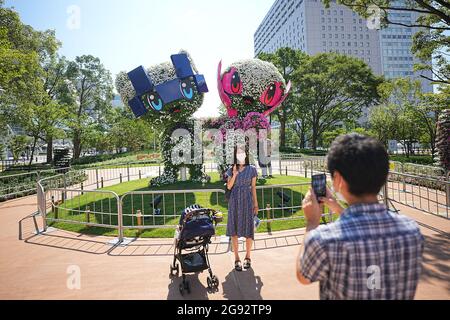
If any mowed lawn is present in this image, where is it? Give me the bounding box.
[48,173,334,238]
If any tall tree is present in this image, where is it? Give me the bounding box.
[369,77,441,157]
[66,55,113,159]
[0,1,44,106]
[40,55,75,163]
[258,48,308,148]
[292,52,381,150]
[416,85,448,157]
[0,1,67,166]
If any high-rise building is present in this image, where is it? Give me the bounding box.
[378,1,432,92]
[254,0,432,93]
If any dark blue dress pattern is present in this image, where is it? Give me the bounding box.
[226,165,258,240]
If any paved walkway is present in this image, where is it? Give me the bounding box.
[0,194,449,300]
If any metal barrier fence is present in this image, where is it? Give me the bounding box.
[386,171,449,219]
[276,158,449,219]
[0,168,77,201]
[120,189,227,232]
[1,160,162,201]
[389,161,446,178]
[37,172,333,243]
[277,157,328,177]
[28,157,450,245]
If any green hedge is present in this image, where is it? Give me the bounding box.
[0,170,88,202]
[389,155,435,166]
[71,153,132,165]
[280,147,328,156]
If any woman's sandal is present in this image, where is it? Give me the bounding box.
[234,260,242,272]
[243,258,251,270]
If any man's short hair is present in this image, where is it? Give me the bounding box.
[327,133,389,196]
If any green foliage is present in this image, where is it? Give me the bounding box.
[65,55,114,159]
[106,108,157,153]
[258,48,307,147]
[8,135,29,160]
[0,141,5,160]
[0,3,72,165]
[369,78,446,156]
[292,52,382,150]
[279,146,302,154]
[322,127,373,148]
[389,154,434,166]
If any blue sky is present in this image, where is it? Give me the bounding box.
[5,0,275,117]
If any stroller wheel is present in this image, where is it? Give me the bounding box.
[179,283,184,296]
[212,275,219,288]
[207,277,213,289]
[184,280,191,294]
[170,263,179,277]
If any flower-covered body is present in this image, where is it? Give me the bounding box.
[115,51,210,186]
[212,58,290,178]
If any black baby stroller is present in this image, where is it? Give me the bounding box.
[170,204,223,295]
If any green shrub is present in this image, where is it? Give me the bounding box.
[0,170,87,202]
[389,155,435,166]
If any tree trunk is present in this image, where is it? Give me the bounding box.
[73,132,82,160]
[300,132,306,149]
[311,124,318,150]
[28,137,37,168]
[46,136,53,164]
[280,118,286,149]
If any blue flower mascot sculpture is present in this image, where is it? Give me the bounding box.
[115,51,210,186]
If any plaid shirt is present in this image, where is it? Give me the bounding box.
[300,203,424,300]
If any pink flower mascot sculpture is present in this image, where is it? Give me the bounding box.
[212,58,291,176]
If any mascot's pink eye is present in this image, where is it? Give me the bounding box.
[260,82,284,107]
[264,85,275,104]
[221,67,242,96]
[231,72,242,94]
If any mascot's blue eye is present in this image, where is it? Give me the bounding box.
[180,79,195,100]
[151,99,163,110]
[143,92,164,111]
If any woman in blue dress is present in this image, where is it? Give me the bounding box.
[226,146,258,271]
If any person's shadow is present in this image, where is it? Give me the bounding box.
[222,268,263,300]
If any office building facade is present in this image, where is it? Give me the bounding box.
[254,0,432,93]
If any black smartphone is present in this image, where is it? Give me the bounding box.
[312,174,327,201]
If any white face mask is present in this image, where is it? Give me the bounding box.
[237,153,246,164]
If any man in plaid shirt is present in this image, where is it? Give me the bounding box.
[296,134,424,300]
